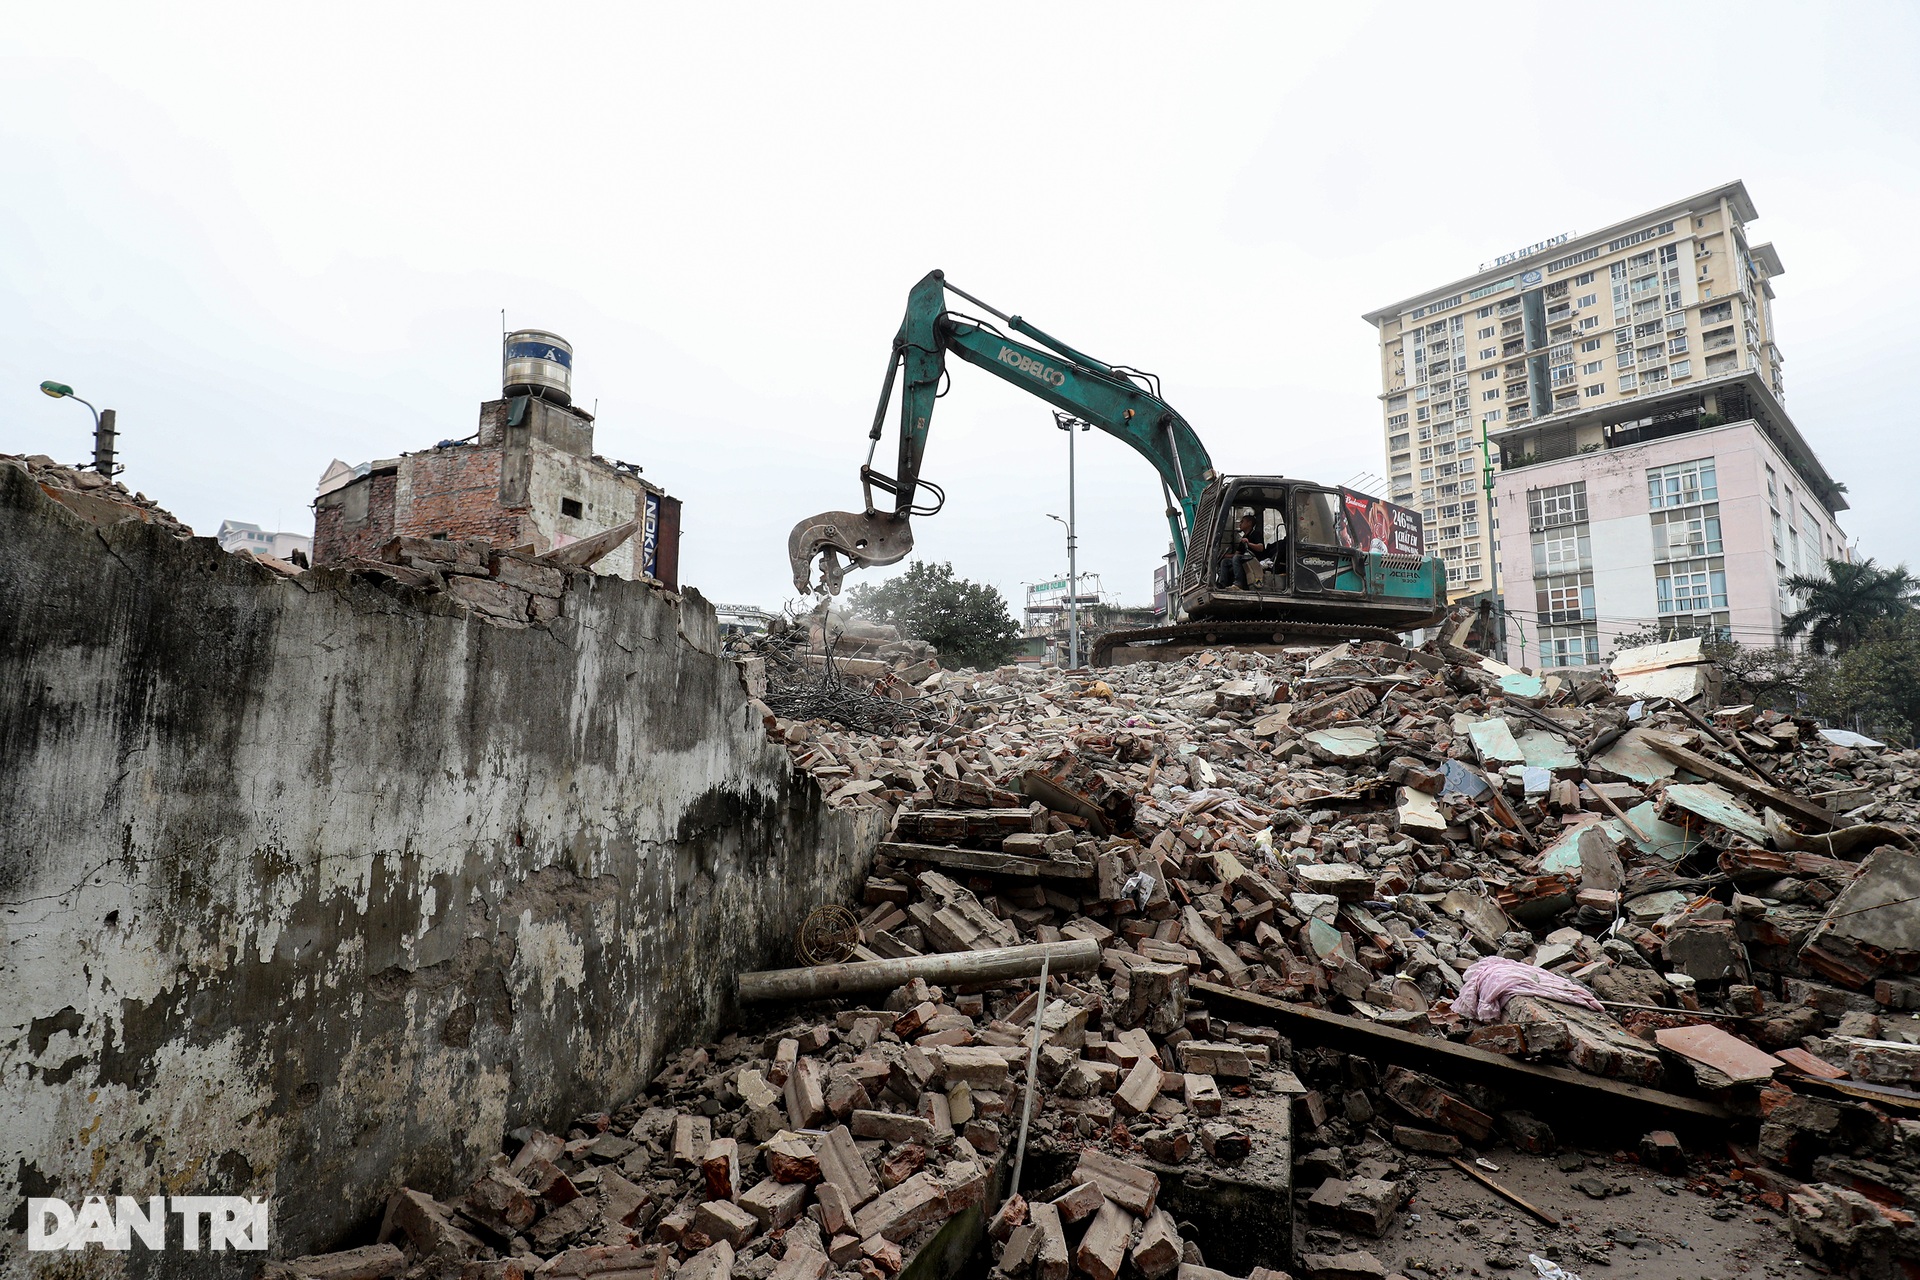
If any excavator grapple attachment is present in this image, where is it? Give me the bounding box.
[787,509,914,595]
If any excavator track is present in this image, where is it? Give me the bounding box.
[1091,618,1409,667]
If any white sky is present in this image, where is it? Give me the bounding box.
[5,3,1918,616]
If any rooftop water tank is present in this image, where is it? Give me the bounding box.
[503,329,573,405]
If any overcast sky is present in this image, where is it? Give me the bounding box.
[6,3,1918,617]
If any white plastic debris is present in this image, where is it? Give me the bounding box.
[1529,1256,1579,1280]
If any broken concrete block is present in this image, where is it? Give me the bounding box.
[1307,1177,1400,1236]
[1074,1200,1137,1280]
[1116,961,1189,1035]
[851,1109,937,1145]
[691,1198,757,1248]
[1130,1208,1182,1280]
[700,1137,740,1202]
[739,1177,808,1232]
[1030,1201,1070,1280]
[670,1115,712,1167]
[676,1240,736,1280]
[1183,1073,1223,1117]
[257,1244,406,1280]
[1072,1147,1159,1217]
[852,1171,948,1243]
[1298,1251,1388,1280]
[938,1044,1012,1089]
[1051,1180,1104,1225]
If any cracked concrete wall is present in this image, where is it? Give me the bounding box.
[0,466,878,1276]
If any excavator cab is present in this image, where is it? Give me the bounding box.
[1155,476,1445,637]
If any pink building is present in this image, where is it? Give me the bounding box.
[1491,370,1847,667]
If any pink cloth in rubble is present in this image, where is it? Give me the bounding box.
[1452,956,1605,1023]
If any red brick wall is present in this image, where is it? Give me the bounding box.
[312,471,400,565]
[395,448,524,546]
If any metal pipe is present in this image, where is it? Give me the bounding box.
[1010,944,1052,1196]
[1067,422,1079,669]
[938,279,1012,323]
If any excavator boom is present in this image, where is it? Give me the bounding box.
[790,270,1213,594]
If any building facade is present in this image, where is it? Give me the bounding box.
[313,393,681,587]
[1492,409,1847,666]
[1363,181,1796,603]
[216,520,312,563]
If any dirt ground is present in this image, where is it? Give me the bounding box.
[1287,1145,1824,1280]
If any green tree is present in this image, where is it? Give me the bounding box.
[1804,615,1920,745]
[1782,558,1916,655]
[847,560,1023,670]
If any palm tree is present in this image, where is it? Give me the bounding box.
[1782,558,1916,655]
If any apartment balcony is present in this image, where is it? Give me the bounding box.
[1502,340,1525,357]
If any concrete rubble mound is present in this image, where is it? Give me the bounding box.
[275,635,1920,1280]
[3,451,193,536]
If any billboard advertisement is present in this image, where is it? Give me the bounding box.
[1336,490,1424,556]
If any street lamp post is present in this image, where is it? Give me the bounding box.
[40,381,119,476]
[1052,412,1091,668]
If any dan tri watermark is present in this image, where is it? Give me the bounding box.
[27,1196,268,1252]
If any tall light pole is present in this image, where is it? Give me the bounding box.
[1053,412,1091,668]
[40,381,119,476]
[1045,514,1074,667]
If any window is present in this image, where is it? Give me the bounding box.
[1660,243,1679,264]
[1668,334,1689,355]
[1581,316,1600,330]
[1582,361,1603,375]
[1533,525,1590,574]
[1651,505,1723,560]
[1581,339,1602,353]
[1416,407,1429,421]
[1647,458,1717,509]
[1480,347,1496,360]
[1419,447,1434,461]
[1766,466,1777,503]
[1465,564,1484,582]
[1619,372,1637,391]
[1483,389,1500,401]
[1528,481,1588,529]
[1388,394,1407,409]
[1584,383,1606,397]
[1577,294,1597,308]
[1477,305,1495,318]
[1542,627,1601,667]
[1389,432,1410,450]
[1671,359,1692,378]
[1420,467,1435,481]
[1387,413,1408,429]
[1481,369,1498,381]
[1537,571,1595,624]
[1656,559,1729,614]
[1477,326,1495,339]
[1701,300,1733,324]
[560,497,583,519]
[1575,271,1596,286]
[1485,409,1502,423]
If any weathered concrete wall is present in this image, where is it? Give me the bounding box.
[0,464,876,1276]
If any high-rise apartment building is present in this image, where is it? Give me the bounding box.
[1363,181,1847,662]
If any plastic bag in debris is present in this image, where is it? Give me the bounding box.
[1528,1256,1579,1280]
[1121,871,1156,912]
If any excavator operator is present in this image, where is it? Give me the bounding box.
[1214,511,1267,590]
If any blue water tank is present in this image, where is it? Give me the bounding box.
[503,329,573,405]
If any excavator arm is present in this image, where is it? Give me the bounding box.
[790,269,1217,594]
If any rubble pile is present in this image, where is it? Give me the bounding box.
[272,634,1920,1280]
[3,451,193,536]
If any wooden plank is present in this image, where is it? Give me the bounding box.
[739,939,1100,1001]
[1190,980,1729,1124]
[1644,736,1841,830]
[1446,1157,1560,1227]
[877,842,1094,882]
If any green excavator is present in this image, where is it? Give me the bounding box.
[788,270,1449,666]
